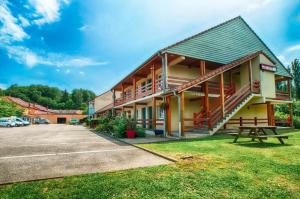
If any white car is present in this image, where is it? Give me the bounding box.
[0,118,16,127]
[15,118,30,126]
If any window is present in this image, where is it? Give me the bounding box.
[156,106,164,119]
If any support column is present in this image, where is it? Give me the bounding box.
[219,73,225,117]
[267,102,273,126]
[112,89,116,116]
[151,65,156,94]
[249,60,253,92]
[132,76,136,99]
[180,92,185,136]
[121,84,125,101]
[204,81,210,128]
[162,53,168,90]
[289,103,293,127]
[152,97,156,129]
[287,79,291,99]
[133,103,137,121]
[200,60,206,76]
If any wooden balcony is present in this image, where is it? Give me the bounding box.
[275,90,290,100]
[114,77,163,106]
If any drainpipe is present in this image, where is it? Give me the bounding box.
[173,90,181,138]
[159,52,168,136]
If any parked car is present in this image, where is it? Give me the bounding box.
[15,118,30,126]
[34,118,50,124]
[69,118,79,125]
[0,118,16,127]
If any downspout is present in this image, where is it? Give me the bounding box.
[173,90,181,138]
[158,52,168,137]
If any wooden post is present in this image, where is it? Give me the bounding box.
[133,103,137,121]
[267,102,272,126]
[249,60,253,92]
[151,65,156,94]
[200,60,206,76]
[289,103,293,127]
[121,84,125,101]
[287,79,291,99]
[240,117,243,126]
[180,92,185,135]
[132,76,136,99]
[219,73,224,117]
[254,117,257,126]
[152,97,156,129]
[204,81,210,127]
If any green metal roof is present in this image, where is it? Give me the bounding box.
[164,16,291,77]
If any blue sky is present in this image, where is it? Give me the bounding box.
[0,0,299,94]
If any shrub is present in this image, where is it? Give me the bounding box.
[95,114,114,133]
[136,127,146,137]
[112,116,128,138]
[275,111,288,120]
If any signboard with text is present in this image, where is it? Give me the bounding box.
[260,64,276,72]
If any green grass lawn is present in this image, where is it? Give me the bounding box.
[1,129,299,199]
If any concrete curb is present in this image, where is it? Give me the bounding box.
[93,131,177,163]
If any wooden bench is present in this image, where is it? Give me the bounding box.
[232,126,288,144]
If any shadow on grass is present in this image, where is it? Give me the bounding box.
[233,141,292,148]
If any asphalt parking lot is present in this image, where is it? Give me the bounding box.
[0,125,170,184]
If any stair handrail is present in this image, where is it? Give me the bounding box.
[225,83,251,114]
[177,51,263,93]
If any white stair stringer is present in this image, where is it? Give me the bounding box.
[209,94,254,135]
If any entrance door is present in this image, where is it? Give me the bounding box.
[142,108,146,128]
[57,117,67,124]
[148,106,152,129]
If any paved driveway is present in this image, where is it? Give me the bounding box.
[0,125,170,184]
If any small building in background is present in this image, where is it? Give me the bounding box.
[4,96,87,124]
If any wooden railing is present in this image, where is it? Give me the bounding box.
[275,90,290,100]
[168,76,194,89]
[193,82,253,130]
[115,78,164,106]
[136,82,152,98]
[226,117,268,126]
[224,83,251,114]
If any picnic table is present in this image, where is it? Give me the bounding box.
[229,126,288,144]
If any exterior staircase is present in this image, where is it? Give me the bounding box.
[208,92,254,135]
[192,83,256,135]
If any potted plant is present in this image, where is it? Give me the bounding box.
[126,119,136,138]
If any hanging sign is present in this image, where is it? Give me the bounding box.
[260,64,276,72]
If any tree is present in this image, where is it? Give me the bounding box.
[291,59,300,100]
[0,98,24,117]
[3,84,95,110]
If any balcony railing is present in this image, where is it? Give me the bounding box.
[136,82,152,98]
[114,76,163,106]
[275,90,290,100]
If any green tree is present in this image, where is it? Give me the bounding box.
[3,84,95,110]
[0,98,24,117]
[291,59,300,100]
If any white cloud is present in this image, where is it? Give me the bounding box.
[18,15,30,27]
[5,45,107,68]
[29,0,70,26]
[286,44,300,52]
[79,24,92,31]
[0,1,28,43]
[65,69,70,74]
[277,55,290,66]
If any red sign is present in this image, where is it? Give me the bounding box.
[260,64,276,72]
